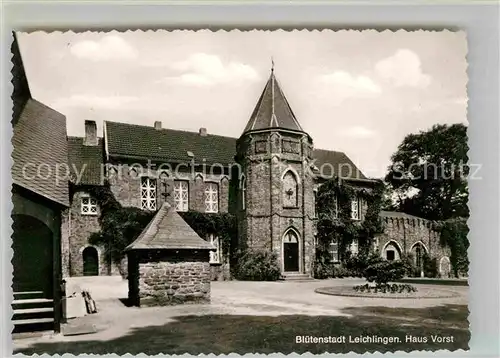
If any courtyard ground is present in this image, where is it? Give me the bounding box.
[13,277,469,355]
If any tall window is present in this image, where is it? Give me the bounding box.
[241,176,247,210]
[141,177,157,210]
[205,183,219,213]
[209,234,221,264]
[81,195,98,215]
[350,238,359,255]
[329,238,339,262]
[312,190,317,217]
[333,194,338,219]
[282,170,298,207]
[351,197,360,220]
[173,180,189,212]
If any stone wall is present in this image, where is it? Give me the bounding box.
[128,250,211,307]
[107,161,230,214]
[375,215,451,277]
[61,189,108,277]
[236,131,316,275]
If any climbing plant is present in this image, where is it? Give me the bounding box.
[437,217,469,277]
[313,178,384,278]
[86,182,236,263]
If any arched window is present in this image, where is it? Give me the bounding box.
[282,170,298,208]
[241,176,247,210]
[83,247,99,276]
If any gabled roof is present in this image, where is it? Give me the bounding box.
[67,137,104,186]
[11,32,31,125]
[313,149,367,180]
[126,203,215,251]
[12,99,70,206]
[105,121,237,165]
[104,120,367,180]
[242,71,304,133]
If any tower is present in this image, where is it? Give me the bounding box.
[236,67,316,275]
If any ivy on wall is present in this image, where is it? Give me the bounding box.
[86,183,236,263]
[314,178,384,277]
[436,218,469,277]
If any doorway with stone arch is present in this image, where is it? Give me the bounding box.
[283,228,300,272]
[83,246,99,276]
[411,241,428,277]
[12,214,54,296]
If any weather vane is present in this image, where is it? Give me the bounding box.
[271,56,275,73]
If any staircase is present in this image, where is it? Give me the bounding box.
[281,273,315,282]
[12,291,55,333]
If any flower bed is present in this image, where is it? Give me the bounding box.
[315,285,458,299]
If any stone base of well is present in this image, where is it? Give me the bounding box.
[128,250,211,307]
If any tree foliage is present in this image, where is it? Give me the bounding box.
[437,218,469,277]
[385,123,469,221]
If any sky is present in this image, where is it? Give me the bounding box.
[18,30,467,178]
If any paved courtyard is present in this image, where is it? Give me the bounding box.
[13,277,469,354]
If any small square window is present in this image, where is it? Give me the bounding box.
[386,250,395,261]
[81,195,98,215]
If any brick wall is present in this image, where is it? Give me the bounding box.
[128,250,211,306]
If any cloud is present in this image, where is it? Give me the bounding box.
[70,35,137,61]
[53,94,140,110]
[339,126,378,139]
[164,53,260,86]
[318,71,382,94]
[375,49,432,88]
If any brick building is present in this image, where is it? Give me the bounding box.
[59,69,452,279]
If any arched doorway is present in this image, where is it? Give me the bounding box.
[12,214,53,296]
[439,256,451,278]
[83,247,99,276]
[411,242,428,277]
[283,229,299,272]
[382,241,402,261]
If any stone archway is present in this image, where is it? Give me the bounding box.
[283,228,300,272]
[12,214,54,296]
[83,246,99,276]
[381,240,402,261]
[439,256,452,278]
[411,241,428,277]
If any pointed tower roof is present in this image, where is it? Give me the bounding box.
[126,203,215,251]
[243,69,304,134]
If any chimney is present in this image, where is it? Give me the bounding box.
[154,121,162,130]
[199,127,207,136]
[84,120,98,146]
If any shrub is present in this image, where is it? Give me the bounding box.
[363,260,406,285]
[333,266,352,278]
[234,249,281,281]
[423,253,438,278]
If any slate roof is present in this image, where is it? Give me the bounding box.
[67,137,104,186]
[105,121,237,165]
[243,71,304,133]
[126,203,215,251]
[11,99,70,206]
[313,149,367,180]
[380,211,430,222]
[105,120,367,180]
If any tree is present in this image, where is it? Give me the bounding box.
[385,123,468,221]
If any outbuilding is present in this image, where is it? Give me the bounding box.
[126,203,214,307]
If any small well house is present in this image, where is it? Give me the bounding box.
[126,203,215,307]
